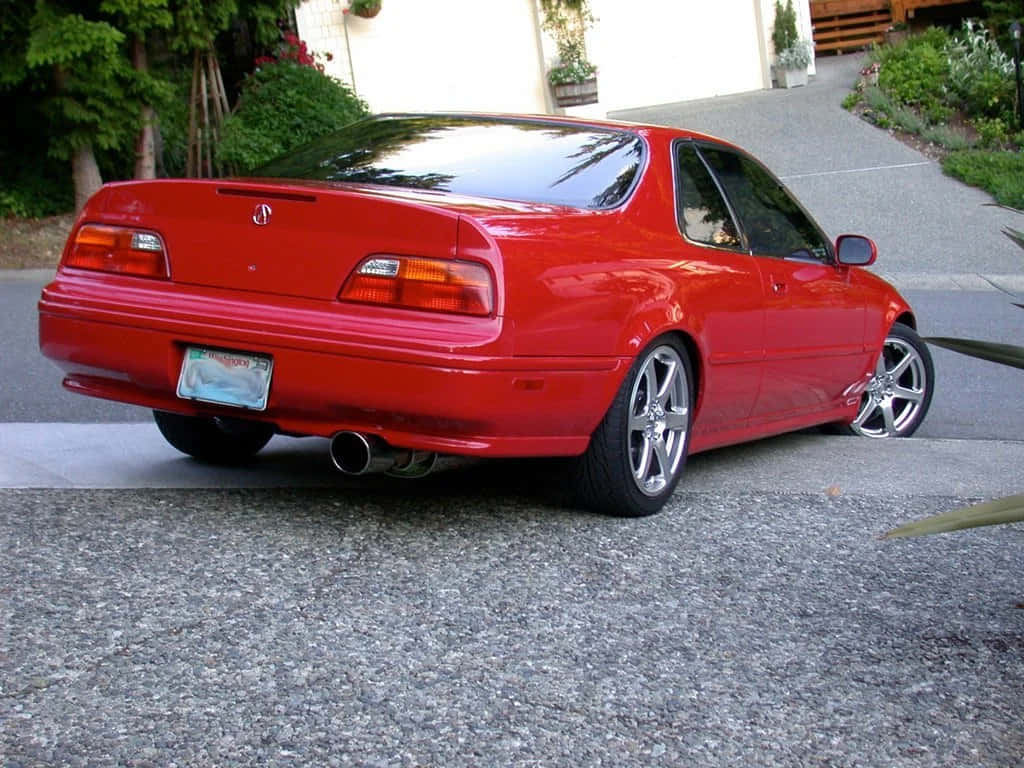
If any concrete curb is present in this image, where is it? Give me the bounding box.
[1,423,1020,498]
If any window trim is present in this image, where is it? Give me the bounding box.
[691,140,836,264]
[671,138,749,253]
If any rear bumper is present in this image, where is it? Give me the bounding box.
[39,274,627,457]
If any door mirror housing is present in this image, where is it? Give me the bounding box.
[836,235,877,266]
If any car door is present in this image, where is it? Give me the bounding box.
[696,144,873,423]
[673,141,765,437]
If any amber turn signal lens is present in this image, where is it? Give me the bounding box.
[340,256,494,316]
[64,224,169,279]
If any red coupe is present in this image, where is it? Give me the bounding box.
[38,114,934,516]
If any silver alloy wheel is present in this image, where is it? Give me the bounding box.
[628,345,690,495]
[850,335,928,438]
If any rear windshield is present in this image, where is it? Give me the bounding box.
[253,115,646,210]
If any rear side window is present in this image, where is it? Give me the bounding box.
[675,143,742,249]
[699,146,830,262]
[254,115,646,210]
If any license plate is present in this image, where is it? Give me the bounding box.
[176,347,273,411]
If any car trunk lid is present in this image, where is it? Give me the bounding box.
[87,179,462,301]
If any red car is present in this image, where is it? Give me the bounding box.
[38,114,934,516]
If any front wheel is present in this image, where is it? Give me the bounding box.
[153,410,274,463]
[846,323,934,438]
[570,338,693,517]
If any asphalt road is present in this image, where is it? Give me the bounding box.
[3,53,1023,767]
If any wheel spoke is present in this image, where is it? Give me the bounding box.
[874,354,887,377]
[634,435,653,482]
[653,438,671,479]
[629,411,648,431]
[656,358,678,406]
[852,400,875,429]
[641,363,657,410]
[880,400,897,436]
[890,350,915,378]
[665,407,688,431]
[893,385,923,403]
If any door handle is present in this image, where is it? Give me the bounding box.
[771,280,787,295]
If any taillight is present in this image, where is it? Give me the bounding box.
[339,256,494,316]
[64,224,169,278]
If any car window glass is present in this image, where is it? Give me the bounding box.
[699,146,830,261]
[675,143,742,249]
[254,116,645,210]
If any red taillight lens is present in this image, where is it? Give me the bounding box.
[64,224,169,279]
[339,256,494,316]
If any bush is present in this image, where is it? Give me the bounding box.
[0,164,73,218]
[920,124,972,151]
[216,60,369,173]
[876,27,951,123]
[945,20,1016,122]
[942,150,1024,208]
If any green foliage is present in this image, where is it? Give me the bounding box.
[945,20,1015,123]
[771,0,809,69]
[0,155,73,217]
[772,0,798,53]
[973,115,1012,147]
[216,60,369,173]
[841,91,862,110]
[541,0,596,85]
[775,40,812,70]
[886,214,1024,539]
[891,104,926,134]
[876,28,951,124]
[25,3,139,159]
[885,493,1024,537]
[942,150,1024,208]
[920,124,972,150]
[980,0,1024,52]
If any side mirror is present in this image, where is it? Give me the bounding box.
[836,234,877,266]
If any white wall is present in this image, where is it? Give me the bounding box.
[296,0,550,113]
[295,0,814,117]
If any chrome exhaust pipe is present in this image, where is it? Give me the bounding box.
[329,431,437,478]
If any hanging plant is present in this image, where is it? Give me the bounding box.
[541,0,597,87]
[348,0,382,18]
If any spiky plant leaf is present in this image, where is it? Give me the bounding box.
[925,337,1024,370]
[884,494,1024,538]
[1003,226,1024,250]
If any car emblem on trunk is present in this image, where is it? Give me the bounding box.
[252,203,272,226]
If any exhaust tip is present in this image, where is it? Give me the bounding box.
[329,431,374,475]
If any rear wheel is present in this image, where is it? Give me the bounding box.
[846,323,933,438]
[571,337,693,517]
[153,410,274,463]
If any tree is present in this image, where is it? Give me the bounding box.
[98,0,174,179]
[25,1,138,211]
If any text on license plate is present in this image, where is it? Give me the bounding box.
[176,347,273,411]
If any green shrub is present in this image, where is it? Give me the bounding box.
[841,91,862,110]
[942,150,1024,208]
[877,27,951,123]
[216,60,369,173]
[0,150,73,218]
[920,124,972,150]
[891,105,926,134]
[945,20,1016,122]
[972,115,1012,147]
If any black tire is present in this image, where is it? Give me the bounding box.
[570,337,693,517]
[153,410,274,463]
[844,323,934,438]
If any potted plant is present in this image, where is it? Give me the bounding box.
[772,0,812,88]
[541,0,598,107]
[348,0,381,19]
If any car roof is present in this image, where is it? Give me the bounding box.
[368,111,736,150]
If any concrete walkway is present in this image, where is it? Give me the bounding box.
[612,54,1024,287]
